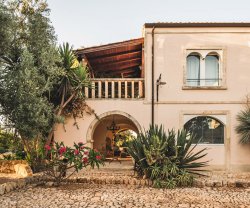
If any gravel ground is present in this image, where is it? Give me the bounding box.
[0,183,250,208]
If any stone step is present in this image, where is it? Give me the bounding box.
[65,174,250,188]
[66,176,152,186]
[1,172,250,197]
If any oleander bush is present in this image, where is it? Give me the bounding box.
[127,125,208,188]
[44,142,104,185]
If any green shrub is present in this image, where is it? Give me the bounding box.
[0,146,5,154]
[127,125,208,188]
[24,138,46,172]
[0,130,25,159]
[235,106,250,144]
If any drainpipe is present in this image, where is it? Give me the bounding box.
[151,26,156,126]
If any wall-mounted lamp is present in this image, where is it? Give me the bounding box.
[156,74,166,102]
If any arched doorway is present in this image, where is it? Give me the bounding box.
[86,111,141,159]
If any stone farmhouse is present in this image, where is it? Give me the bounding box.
[55,22,250,171]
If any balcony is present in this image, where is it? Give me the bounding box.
[77,38,144,100]
[85,78,144,99]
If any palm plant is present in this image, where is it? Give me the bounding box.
[127,125,208,188]
[56,43,91,110]
[235,106,250,144]
[46,43,91,145]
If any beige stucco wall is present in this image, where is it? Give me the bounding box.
[144,27,250,102]
[55,100,149,147]
[143,26,250,171]
[55,26,250,171]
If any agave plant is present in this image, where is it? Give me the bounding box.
[235,106,250,144]
[127,125,170,176]
[175,130,208,175]
[127,133,149,176]
[127,125,208,188]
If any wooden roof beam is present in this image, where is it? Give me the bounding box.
[91,57,141,68]
[82,54,95,78]
[85,44,142,59]
[94,61,140,72]
[100,68,139,75]
[93,59,141,71]
[88,51,142,65]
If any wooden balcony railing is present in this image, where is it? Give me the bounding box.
[85,78,144,99]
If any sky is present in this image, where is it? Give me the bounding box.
[48,0,250,49]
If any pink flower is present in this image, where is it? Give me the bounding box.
[96,155,102,160]
[59,147,66,155]
[44,145,51,151]
[84,151,89,155]
[83,157,88,164]
[74,149,79,155]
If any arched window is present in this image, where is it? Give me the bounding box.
[186,54,200,86]
[185,50,223,88]
[205,55,219,86]
[184,116,224,144]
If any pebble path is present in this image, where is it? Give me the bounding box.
[0,183,250,208]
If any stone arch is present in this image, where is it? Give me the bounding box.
[187,51,202,58]
[184,114,226,126]
[86,110,142,148]
[206,51,221,59]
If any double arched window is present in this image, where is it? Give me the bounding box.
[184,116,224,144]
[186,51,220,87]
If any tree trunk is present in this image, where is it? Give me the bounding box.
[20,136,32,155]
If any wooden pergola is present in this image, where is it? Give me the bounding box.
[76,38,144,78]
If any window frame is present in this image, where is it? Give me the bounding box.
[183,48,227,90]
[184,116,225,145]
[180,111,229,146]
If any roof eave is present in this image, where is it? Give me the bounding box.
[144,22,250,28]
[76,38,143,54]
